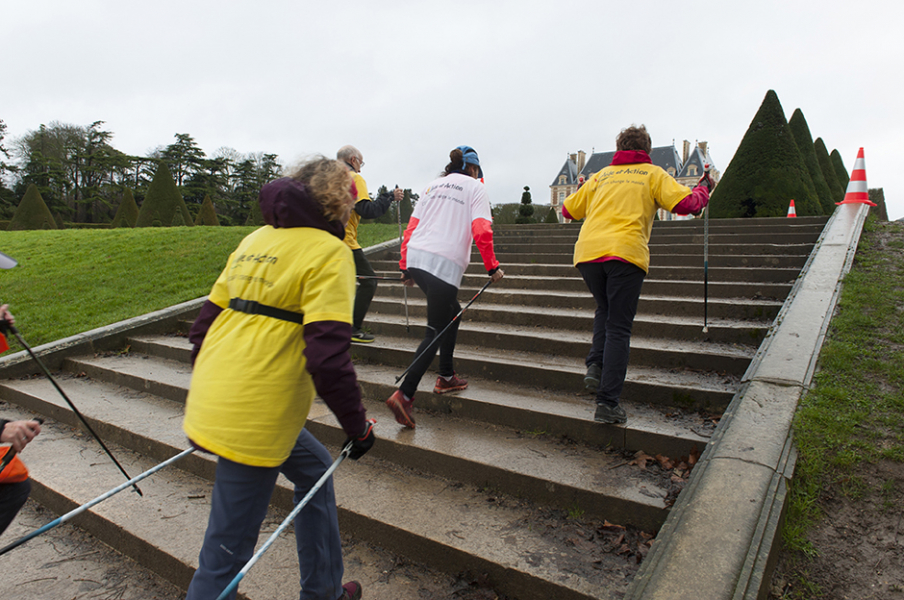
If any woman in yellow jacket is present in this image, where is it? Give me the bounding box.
[563,125,713,425]
[183,158,374,600]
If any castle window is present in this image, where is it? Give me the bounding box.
[688,165,697,176]
[558,192,565,203]
[667,167,675,177]
[559,175,566,185]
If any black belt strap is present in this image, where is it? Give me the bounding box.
[228,298,305,325]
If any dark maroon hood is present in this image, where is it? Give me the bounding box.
[258,177,345,239]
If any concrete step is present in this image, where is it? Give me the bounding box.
[368,296,771,348]
[0,361,684,600]
[368,271,794,301]
[371,259,803,283]
[471,252,810,269]
[376,284,783,322]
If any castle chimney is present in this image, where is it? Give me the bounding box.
[682,140,690,164]
[577,150,586,173]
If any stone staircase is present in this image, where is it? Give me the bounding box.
[0,215,829,600]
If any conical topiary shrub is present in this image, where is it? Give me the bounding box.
[869,188,888,221]
[171,209,186,227]
[788,109,833,215]
[830,149,850,191]
[195,194,220,226]
[111,188,139,228]
[8,184,58,230]
[708,90,820,218]
[245,199,265,226]
[814,138,845,203]
[136,161,194,227]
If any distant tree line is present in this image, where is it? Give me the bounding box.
[0,119,283,226]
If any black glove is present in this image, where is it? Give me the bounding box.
[344,418,376,460]
[401,270,412,283]
[697,172,715,191]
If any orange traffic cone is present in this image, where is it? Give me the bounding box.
[787,199,797,218]
[837,148,877,206]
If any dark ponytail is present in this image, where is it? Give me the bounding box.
[443,148,466,177]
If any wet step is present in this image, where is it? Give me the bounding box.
[0,369,674,600]
[0,398,634,600]
[367,296,772,347]
[469,252,810,269]
[357,316,755,376]
[371,259,803,283]
[376,283,784,322]
[1,358,677,527]
[120,334,715,456]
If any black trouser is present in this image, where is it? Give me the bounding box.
[577,260,645,407]
[400,268,461,399]
[352,248,376,331]
[0,479,31,536]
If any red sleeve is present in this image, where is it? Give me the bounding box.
[189,300,224,366]
[672,185,710,215]
[303,321,366,437]
[399,216,419,270]
[562,205,574,220]
[471,218,500,272]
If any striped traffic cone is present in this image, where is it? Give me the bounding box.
[837,148,876,206]
[787,199,797,218]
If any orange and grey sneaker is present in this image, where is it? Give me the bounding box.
[386,390,415,428]
[434,373,468,394]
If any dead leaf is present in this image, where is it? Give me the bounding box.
[629,451,654,469]
[655,454,673,470]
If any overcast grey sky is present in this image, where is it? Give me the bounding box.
[4,0,902,218]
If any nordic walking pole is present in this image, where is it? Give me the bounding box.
[397,185,410,333]
[0,447,195,557]
[0,320,143,496]
[395,279,493,384]
[214,446,350,600]
[702,163,711,333]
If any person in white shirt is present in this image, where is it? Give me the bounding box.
[386,146,504,429]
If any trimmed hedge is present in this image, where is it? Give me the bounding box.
[788,109,833,215]
[8,184,57,230]
[814,138,845,203]
[709,90,820,218]
[830,149,850,191]
[136,162,194,227]
[195,194,221,226]
[111,188,139,228]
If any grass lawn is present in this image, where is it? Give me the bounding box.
[0,223,400,347]
[773,215,904,598]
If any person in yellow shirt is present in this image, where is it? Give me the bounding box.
[183,157,375,600]
[563,125,713,424]
[337,145,403,343]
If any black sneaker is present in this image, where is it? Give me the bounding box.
[594,403,627,424]
[351,329,375,344]
[583,363,601,392]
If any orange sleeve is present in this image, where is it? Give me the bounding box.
[399,217,419,271]
[471,218,500,272]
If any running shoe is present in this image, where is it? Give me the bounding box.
[386,390,415,428]
[434,373,468,394]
